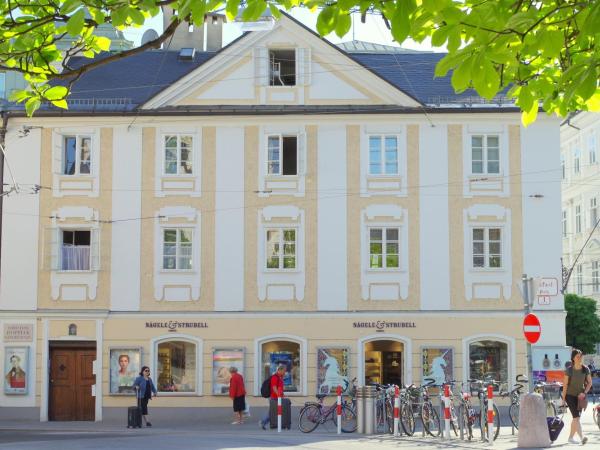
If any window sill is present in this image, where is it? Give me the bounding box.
[265,175,300,180]
[469,268,506,273]
[55,269,94,274]
[159,270,197,274]
[59,174,93,178]
[263,269,301,274]
[156,392,200,397]
[161,174,195,178]
[366,268,404,273]
[366,174,401,179]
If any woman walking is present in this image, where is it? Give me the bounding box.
[229,367,246,424]
[562,348,592,445]
[133,366,158,427]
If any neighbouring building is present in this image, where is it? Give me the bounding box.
[0,12,566,422]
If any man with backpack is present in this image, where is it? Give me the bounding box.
[259,365,286,430]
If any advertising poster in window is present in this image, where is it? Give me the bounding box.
[421,347,453,386]
[212,349,244,395]
[109,348,141,395]
[4,347,28,394]
[270,352,294,391]
[316,347,350,395]
[532,347,571,383]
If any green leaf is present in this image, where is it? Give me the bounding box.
[390,2,410,44]
[44,86,68,100]
[335,13,352,38]
[25,97,41,117]
[66,9,85,36]
[51,99,69,109]
[578,67,598,101]
[431,26,449,47]
[316,6,337,36]
[129,8,146,26]
[95,36,111,51]
[269,4,282,19]
[61,0,81,14]
[540,29,563,58]
[242,0,267,21]
[472,56,500,99]
[226,0,242,21]
[450,55,473,93]
[8,89,32,103]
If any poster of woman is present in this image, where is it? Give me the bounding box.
[4,347,28,394]
[109,348,141,394]
[316,347,350,395]
[212,349,244,395]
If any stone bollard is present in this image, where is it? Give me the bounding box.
[517,393,551,448]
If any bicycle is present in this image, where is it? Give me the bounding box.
[507,374,527,429]
[298,393,357,433]
[373,384,395,433]
[469,379,500,441]
[399,378,440,437]
[453,382,476,441]
[508,374,561,429]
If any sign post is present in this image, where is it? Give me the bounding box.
[522,274,536,393]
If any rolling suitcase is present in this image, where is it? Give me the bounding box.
[127,393,143,428]
[269,397,291,429]
[547,415,564,442]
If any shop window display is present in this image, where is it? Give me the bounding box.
[469,340,508,389]
[156,341,196,393]
[261,340,300,393]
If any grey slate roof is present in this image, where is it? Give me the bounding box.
[337,40,424,54]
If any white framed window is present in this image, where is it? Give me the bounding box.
[369,136,399,175]
[576,264,583,294]
[590,197,598,228]
[562,210,568,238]
[574,148,581,174]
[63,135,91,175]
[61,229,91,271]
[472,227,502,268]
[471,135,500,174]
[156,340,197,393]
[592,261,600,293]
[369,227,400,269]
[589,133,597,164]
[576,205,582,233]
[269,49,296,86]
[265,228,296,270]
[267,135,297,176]
[162,228,193,270]
[164,135,193,175]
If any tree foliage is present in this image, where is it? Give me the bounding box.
[565,293,600,355]
[1,0,599,121]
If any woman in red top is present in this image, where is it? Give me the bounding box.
[229,367,246,424]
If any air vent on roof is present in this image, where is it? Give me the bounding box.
[179,47,196,60]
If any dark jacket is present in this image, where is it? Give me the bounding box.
[133,376,157,399]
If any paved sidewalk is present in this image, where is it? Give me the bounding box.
[0,406,598,449]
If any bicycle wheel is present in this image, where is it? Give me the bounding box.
[400,402,416,436]
[421,402,441,437]
[375,399,385,433]
[334,404,357,433]
[298,404,321,433]
[449,403,458,436]
[459,404,473,441]
[385,399,394,433]
[509,402,520,429]
[481,403,500,441]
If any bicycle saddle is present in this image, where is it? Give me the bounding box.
[315,394,327,400]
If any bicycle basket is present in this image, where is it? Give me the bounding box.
[542,384,562,400]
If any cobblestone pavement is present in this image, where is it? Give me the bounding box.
[0,407,598,450]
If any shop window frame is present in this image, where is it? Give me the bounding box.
[462,334,514,394]
[150,334,203,396]
[254,334,307,396]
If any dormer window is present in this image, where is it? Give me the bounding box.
[269,49,295,86]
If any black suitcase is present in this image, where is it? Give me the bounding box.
[269,398,291,429]
[127,395,142,428]
[547,416,564,442]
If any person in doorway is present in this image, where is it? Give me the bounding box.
[229,367,246,424]
[259,365,285,430]
[562,348,592,445]
[133,366,158,427]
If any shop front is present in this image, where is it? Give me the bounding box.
[1,312,537,421]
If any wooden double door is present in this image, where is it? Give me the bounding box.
[49,344,96,421]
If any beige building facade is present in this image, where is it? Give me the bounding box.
[0,14,566,421]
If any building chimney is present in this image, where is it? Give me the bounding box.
[162,7,225,52]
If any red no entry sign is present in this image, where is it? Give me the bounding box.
[523,313,541,344]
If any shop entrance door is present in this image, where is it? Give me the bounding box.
[49,343,96,421]
[364,340,403,386]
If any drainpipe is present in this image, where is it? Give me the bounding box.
[0,109,7,282]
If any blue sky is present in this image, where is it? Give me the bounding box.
[122,8,436,52]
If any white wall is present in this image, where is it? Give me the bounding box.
[0,128,40,311]
[419,124,450,309]
[214,126,245,311]
[110,126,142,311]
[317,125,347,310]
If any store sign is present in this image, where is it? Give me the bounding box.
[353,321,416,332]
[3,324,33,342]
[145,321,208,332]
